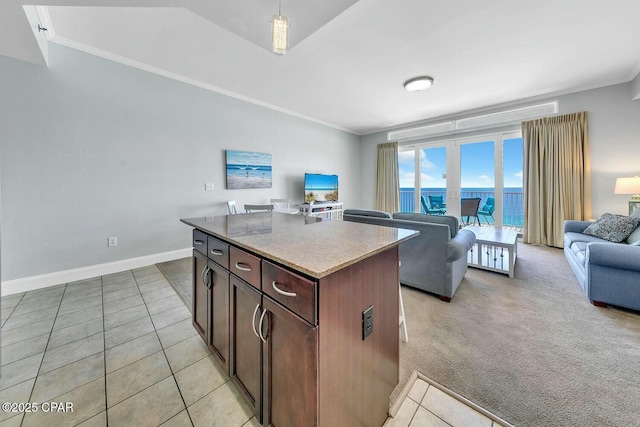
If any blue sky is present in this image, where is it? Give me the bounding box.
[398,138,523,188]
[305,173,338,190]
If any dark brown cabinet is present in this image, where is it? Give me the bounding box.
[262,296,318,427]
[186,222,401,427]
[192,249,209,342]
[261,259,319,426]
[208,261,230,371]
[230,275,262,420]
[192,231,231,374]
[227,247,322,426]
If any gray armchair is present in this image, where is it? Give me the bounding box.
[344,210,476,301]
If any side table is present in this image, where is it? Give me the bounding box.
[464,226,521,278]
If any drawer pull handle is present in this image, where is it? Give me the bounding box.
[258,309,268,343]
[235,262,252,272]
[272,281,297,298]
[201,266,210,289]
[210,249,224,256]
[206,267,213,290]
[251,304,260,339]
[194,239,205,245]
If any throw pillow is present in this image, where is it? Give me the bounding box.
[583,213,640,243]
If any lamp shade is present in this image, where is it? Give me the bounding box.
[614,176,640,200]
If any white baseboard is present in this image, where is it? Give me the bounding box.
[1,248,192,296]
[389,370,419,417]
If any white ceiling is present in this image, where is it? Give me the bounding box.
[3,0,640,135]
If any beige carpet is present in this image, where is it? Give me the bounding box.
[395,243,640,427]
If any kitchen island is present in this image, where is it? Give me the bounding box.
[181,212,418,427]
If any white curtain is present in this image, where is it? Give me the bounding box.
[522,112,592,248]
[375,142,400,213]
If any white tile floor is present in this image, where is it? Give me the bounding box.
[2,264,512,427]
[0,265,257,427]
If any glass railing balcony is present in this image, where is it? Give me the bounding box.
[399,188,524,229]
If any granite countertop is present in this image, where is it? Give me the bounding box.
[181,213,418,279]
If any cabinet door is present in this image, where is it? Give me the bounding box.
[262,297,318,427]
[230,275,262,421]
[192,250,209,342]
[209,261,230,373]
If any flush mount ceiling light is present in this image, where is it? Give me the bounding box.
[271,0,289,55]
[404,76,434,92]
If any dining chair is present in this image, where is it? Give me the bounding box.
[270,198,291,209]
[460,197,481,226]
[227,200,238,215]
[244,204,274,213]
[477,196,495,225]
[270,198,299,214]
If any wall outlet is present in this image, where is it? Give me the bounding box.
[108,237,117,247]
[205,183,214,191]
[362,305,373,340]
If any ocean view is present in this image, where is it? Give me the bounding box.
[400,187,524,227]
[226,150,272,189]
[226,164,273,189]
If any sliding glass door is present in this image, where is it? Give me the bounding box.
[398,150,416,212]
[420,146,447,213]
[460,139,495,224]
[398,131,523,229]
[503,136,524,228]
[398,145,447,213]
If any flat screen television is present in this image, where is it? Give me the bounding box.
[304,173,338,203]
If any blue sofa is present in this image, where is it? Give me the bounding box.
[564,220,640,311]
[343,209,476,301]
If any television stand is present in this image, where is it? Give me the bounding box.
[301,201,343,220]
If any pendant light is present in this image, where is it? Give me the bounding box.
[271,0,289,55]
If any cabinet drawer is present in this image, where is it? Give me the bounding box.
[193,230,208,255]
[208,236,229,269]
[262,261,317,325]
[230,247,261,289]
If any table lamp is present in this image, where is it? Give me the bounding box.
[614,176,640,201]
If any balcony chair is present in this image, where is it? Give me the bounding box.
[477,196,495,225]
[428,195,446,212]
[421,196,446,215]
[460,197,481,226]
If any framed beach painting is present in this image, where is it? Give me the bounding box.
[226,150,272,189]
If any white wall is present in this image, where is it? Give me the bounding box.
[0,44,360,283]
[359,82,640,218]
